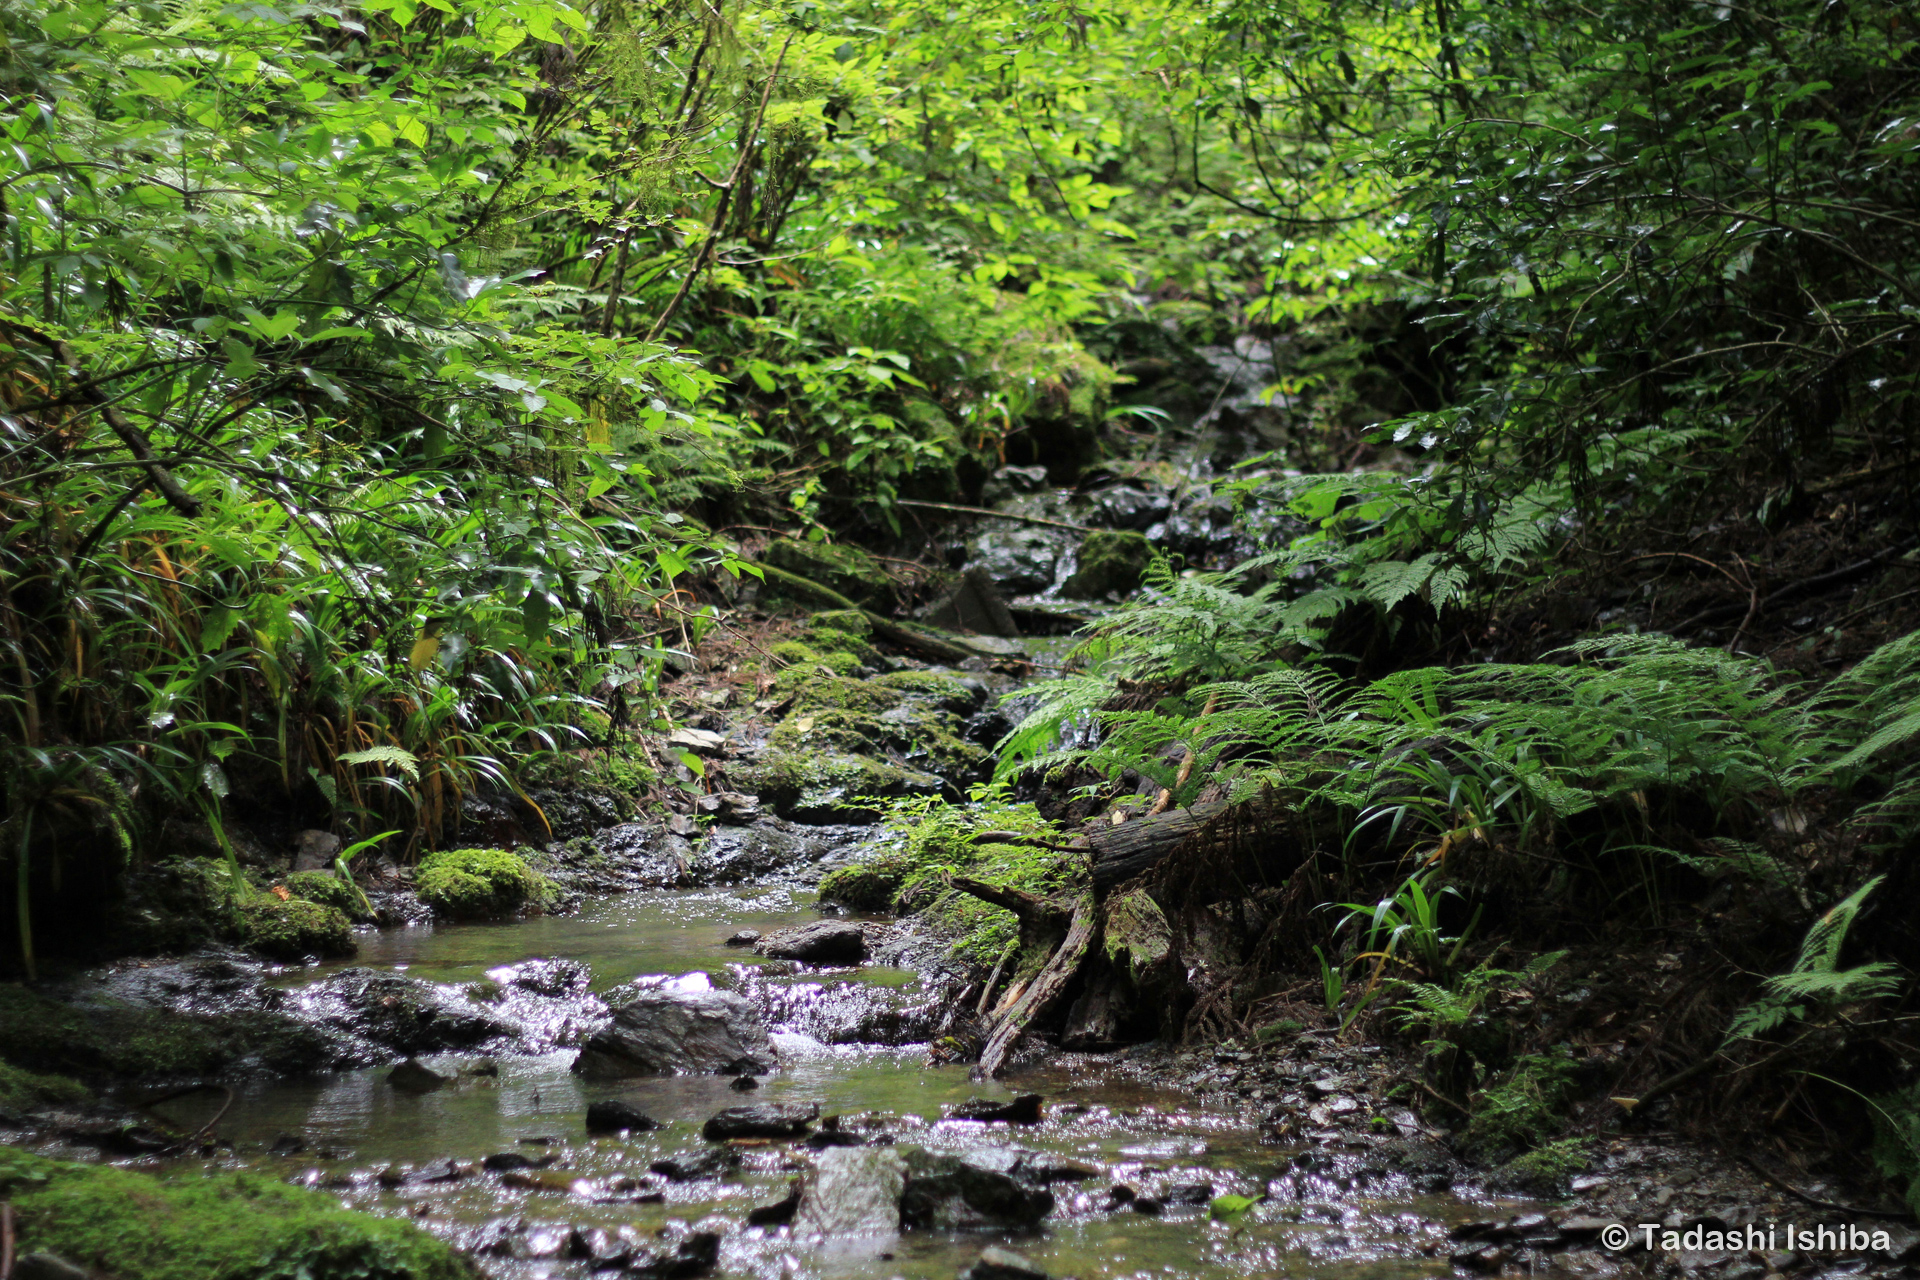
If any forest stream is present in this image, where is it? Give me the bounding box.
[132,886,1523,1280]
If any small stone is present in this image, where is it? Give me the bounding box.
[696,791,761,821]
[963,1246,1049,1280]
[1507,1213,1555,1235]
[668,727,728,755]
[268,1132,307,1156]
[1324,1095,1360,1114]
[650,1148,742,1181]
[747,1182,802,1226]
[724,930,761,947]
[803,1129,864,1149]
[1450,1246,1511,1271]
[754,920,866,965]
[387,1057,450,1093]
[1131,1197,1164,1215]
[483,1152,538,1172]
[627,1231,720,1280]
[947,1094,1042,1125]
[1309,1077,1346,1096]
[585,1099,660,1135]
[292,829,341,871]
[730,1075,760,1091]
[1570,1175,1611,1194]
[701,1102,818,1140]
[1164,1181,1214,1205]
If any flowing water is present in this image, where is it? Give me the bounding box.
[147,889,1522,1280]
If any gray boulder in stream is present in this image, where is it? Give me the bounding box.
[793,1146,907,1238]
[571,988,774,1078]
[898,1147,1055,1229]
[754,920,866,964]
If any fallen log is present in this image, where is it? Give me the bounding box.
[1086,792,1294,894]
[976,892,1096,1078]
[746,560,976,665]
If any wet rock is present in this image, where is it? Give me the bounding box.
[294,968,514,1059]
[566,1226,629,1266]
[292,829,341,872]
[964,1247,1049,1280]
[627,1230,721,1280]
[572,988,774,1078]
[1015,1155,1099,1183]
[795,1146,907,1238]
[268,1133,306,1157]
[482,1152,543,1172]
[699,819,868,881]
[1452,1246,1512,1271]
[702,1102,818,1140]
[668,727,728,756]
[899,1147,1055,1230]
[755,920,866,965]
[724,930,761,947]
[947,1094,1041,1125]
[804,1129,864,1149]
[695,791,760,822]
[1164,1181,1214,1205]
[980,465,1051,502]
[1131,1197,1164,1216]
[748,1180,803,1226]
[585,1098,660,1134]
[497,957,590,997]
[13,1254,91,1280]
[730,1075,760,1092]
[1061,529,1151,599]
[650,1148,742,1181]
[573,822,703,891]
[387,1057,450,1093]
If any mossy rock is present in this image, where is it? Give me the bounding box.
[872,668,980,714]
[732,750,944,823]
[771,639,862,677]
[1061,529,1152,599]
[818,856,915,912]
[762,539,889,608]
[238,896,354,962]
[415,847,551,919]
[0,1059,90,1114]
[1461,1045,1584,1159]
[0,1146,470,1280]
[0,984,330,1081]
[282,871,370,922]
[1492,1137,1592,1194]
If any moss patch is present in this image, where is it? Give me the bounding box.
[281,871,370,922]
[1493,1136,1593,1193]
[415,847,551,919]
[1462,1045,1584,1159]
[237,896,354,962]
[816,794,1081,965]
[771,639,863,677]
[0,1059,90,1113]
[0,1146,470,1280]
[1061,529,1152,599]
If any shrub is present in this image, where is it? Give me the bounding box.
[414,848,550,919]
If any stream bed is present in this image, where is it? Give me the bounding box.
[139,888,1534,1280]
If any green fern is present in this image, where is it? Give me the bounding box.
[1725,877,1899,1046]
[337,745,422,782]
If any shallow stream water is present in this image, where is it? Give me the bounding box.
[147,888,1518,1280]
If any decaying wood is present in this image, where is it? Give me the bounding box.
[1087,791,1296,893]
[949,875,1069,929]
[976,892,1096,1077]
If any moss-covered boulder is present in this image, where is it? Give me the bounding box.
[237,896,354,961]
[1061,529,1152,599]
[415,847,552,919]
[0,1147,470,1280]
[283,870,371,922]
[0,1060,89,1114]
[736,667,989,823]
[770,639,863,677]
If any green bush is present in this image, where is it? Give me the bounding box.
[0,1147,469,1280]
[236,897,354,962]
[414,848,550,919]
